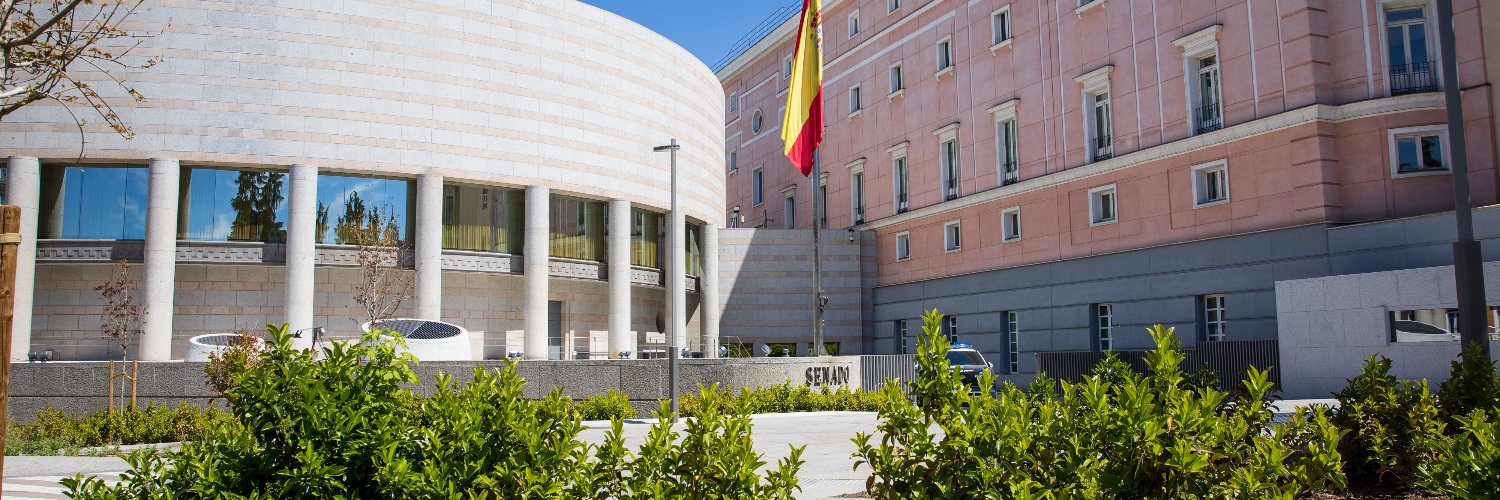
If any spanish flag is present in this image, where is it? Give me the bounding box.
[781,0,822,176]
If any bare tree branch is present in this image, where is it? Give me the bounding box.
[1,0,81,48]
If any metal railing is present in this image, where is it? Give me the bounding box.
[1195,101,1222,134]
[1391,62,1438,95]
[945,179,958,201]
[861,354,918,393]
[897,194,909,213]
[1001,162,1019,185]
[853,207,865,225]
[1035,339,1280,392]
[1092,135,1113,161]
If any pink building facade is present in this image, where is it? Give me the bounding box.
[719,0,1500,377]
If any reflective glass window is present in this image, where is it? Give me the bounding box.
[549,195,605,261]
[41,165,149,240]
[316,174,412,244]
[181,168,288,243]
[442,183,521,254]
[631,208,663,268]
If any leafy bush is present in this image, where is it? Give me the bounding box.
[1418,409,1500,497]
[679,382,882,417]
[1438,342,1500,426]
[572,390,636,421]
[1332,354,1445,482]
[201,328,265,404]
[6,404,232,456]
[64,323,802,498]
[855,309,1345,499]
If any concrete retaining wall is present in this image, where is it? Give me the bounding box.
[6,356,861,421]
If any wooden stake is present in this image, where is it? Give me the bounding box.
[0,205,24,492]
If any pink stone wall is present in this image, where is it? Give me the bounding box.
[721,0,1498,286]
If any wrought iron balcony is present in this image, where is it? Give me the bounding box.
[1001,162,1019,185]
[1391,62,1438,95]
[1092,135,1113,161]
[1195,101,1222,134]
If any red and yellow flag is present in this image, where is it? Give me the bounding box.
[781,0,822,176]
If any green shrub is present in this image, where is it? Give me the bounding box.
[1438,342,1500,426]
[678,382,882,417]
[573,390,636,421]
[64,323,803,498]
[6,403,232,456]
[1418,409,1500,497]
[855,309,1345,498]
[1332,354,1445,482]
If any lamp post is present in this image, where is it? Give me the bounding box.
[653,139,682,421]
[1435,0,1490,358]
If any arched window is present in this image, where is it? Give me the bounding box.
[751,109,764,134]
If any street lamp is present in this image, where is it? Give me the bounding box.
[1435,0,1490,358]
[653,139,681,421]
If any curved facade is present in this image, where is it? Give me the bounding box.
[0,0,726,361]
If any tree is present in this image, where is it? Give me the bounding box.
[334,193,413,328]
[1,0,160,137]
[94,259,142,360]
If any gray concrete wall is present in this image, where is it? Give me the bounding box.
[6,356,862,422]
[870,206,1500,386]
[717,229,875,355]
[1276,262,1500,399]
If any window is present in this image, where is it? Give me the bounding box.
[752,167,764,206]
[751,109,764,133]
[631,208,664,267]
[783,189,796,229]
[936,37,954,73]
[1001,206,1021,242]
[1173,25,1223,134]
[549,195,606,261]
[316,174,412,244]
[889,143,910,214]
[1388,125,1450,176]
[728,92,739,113]
[889,62,904,94]
[944,316,958,343]
[887,0,900,13]
[1076,66,1114,162]
[989,98,1020,186]
[848,10,860,37]
[849,84,862,115]
[1201,294,1226,342]
[729,206,741,228]
[1386,6,1437,95]
[180,167,288,243]
[896,319,909,354]
[935,123,960,200]
[851,169,865,225]
[817,175,828,229]
[1005,311,1019,373]
[944,220,961,252]
[1192,160,1229,206]
[1089,184,1117,225]
[727,150,738,173]
[1079,0,1098,6]
[782,55,793,79]
[440,182,521,253]
[1390,308,1461,342]
[895,231,910,261]
[1095,303,1114,351]
[991,7,1012,47]
[41,165,149,240]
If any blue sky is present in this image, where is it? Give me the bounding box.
[580,0,800,70]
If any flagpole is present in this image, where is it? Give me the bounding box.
[811,150,824,356]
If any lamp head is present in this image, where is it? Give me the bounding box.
[653,144,681,152]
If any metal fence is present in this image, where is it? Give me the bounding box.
[1035,340,1280,392]
[860,354,917,393]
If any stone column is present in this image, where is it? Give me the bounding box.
[607,198,631,358]
[415,174,443,320]
[669,210,686,355]
[138,159,180,360]
[523,185,549,359]
[285,164,317,350]
[6,157,39,361]
[701,223,720,358]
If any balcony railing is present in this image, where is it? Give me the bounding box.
[853,207,865,225]
[1391,62,1438,95]
[1001,162,1019,185]
[1195,101,1222,134]
[945,179,958,201]
[1092,136,1113,161]
[897,194,909,213]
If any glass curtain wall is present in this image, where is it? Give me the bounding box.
[685,223,703,277]
[548,195,606,261]
[441,182,522,254]
[180,167,289,243]
[631,208,662,268]
[40,165,149,239]
[316,174,412,244]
